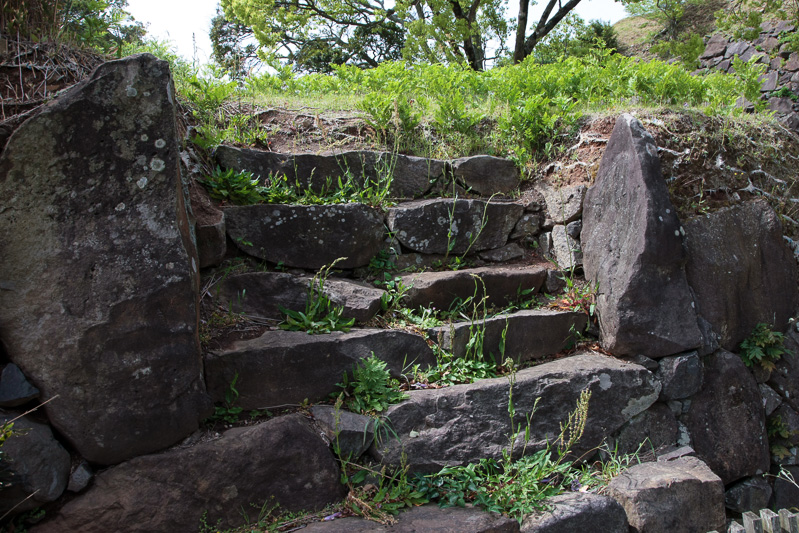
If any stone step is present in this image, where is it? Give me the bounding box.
[370,352,660,473]
[299,504,519,532]
[204,328,435,408]
[33,414,345,532]
[387,198,524,256]
[211,271,385,323]
[225,203,385,269]
[428,308,589,363]
[215,146,522,200]
[398,264,548,311]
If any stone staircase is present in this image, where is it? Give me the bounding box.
[6,56,797,532]
[199,145,594,411]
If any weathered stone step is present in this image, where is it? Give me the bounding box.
[387,199,524,255]
[204,328,435,408]
[428,308,589,363]
[216,145,444,199]
[398,264,548,311]
[225,203,385,269]
[211,271,384,323]
[216,146,522,200]
[32,414,345,533]
[371,353,660,473]
[299,504,519,532]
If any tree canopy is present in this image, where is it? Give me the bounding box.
[218,0,620,72]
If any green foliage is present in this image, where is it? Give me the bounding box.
[259,167,394,207]
[207,373,245,424]
[2,0,145,54]
[716,0,799,43]
[220,0,404,72]
[280,259,356,334]
[227,53,764,163]
[335,354,409,414]
[414,389,591,522]
[532,15,621,64]
[549,276,597,317]
[651,32,705,69]
[772,86,799,101]
[199,167,267,205]
[739,323,789,371]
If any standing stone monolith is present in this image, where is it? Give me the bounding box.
[0,54,210,465]
[582,114,701,357]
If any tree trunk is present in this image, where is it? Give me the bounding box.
[513,0,529,63]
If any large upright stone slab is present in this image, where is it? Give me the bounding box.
[372,353,660,473]
[582,114,701,357]
[683,350,769,484]
[684,200,799,350]
[32,415,345,533]
[0,54,210,465]
[225,203,384,269]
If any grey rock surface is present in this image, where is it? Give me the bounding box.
[372,353,660,473]
[768,330,799,413]
[582,114,701,357]
[611,402,680,456]
[0,414,70,515]
[0,53,210,465]
[0,364,39,407]
[311,405,375,459]
[387,199,523,255]
[520,492,628,533]
[205,329,435,408]
[299,504,519,532]
[429,309,588,363]
[683,350,769,484]
[550,224,582,270]
[216,146,441,199]
[655,351,703,401]
[759,383,783,416]
[539,184,587,225]
[684,200,798,350]
[32,415,345,533]
[451,155,520,195]
[212,272,384,323]
[724,476,773,514]
[606,456,725,533]
[225,203,385,269]
[399,265,547,311]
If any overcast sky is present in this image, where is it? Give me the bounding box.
[126,0,630,65]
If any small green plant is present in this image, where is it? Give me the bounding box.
[335,354,409,415]
[549,275,597,317]
[206,373,244,424]
[198,166,267,205]
[772,86,799,102]
[280,259,355,334]
[739,323,789,371]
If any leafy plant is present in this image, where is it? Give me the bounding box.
[414,388,592,522]
[739,323,790,371]
[206,373,244,424]
[549,275,597,317]
[198,166,267,205]
[335,354,409,414]
[280,259,356,334]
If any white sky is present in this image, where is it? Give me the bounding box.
[126,0,630,65]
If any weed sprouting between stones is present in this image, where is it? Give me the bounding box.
[279,258,355,334]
